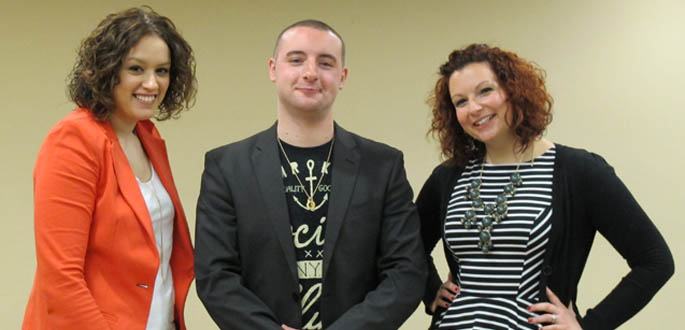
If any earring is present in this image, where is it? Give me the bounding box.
[466,135,477,152]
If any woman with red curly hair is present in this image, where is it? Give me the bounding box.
[418,44,673,330]
[23,7,197,330]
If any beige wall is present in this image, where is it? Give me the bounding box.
[2,0,682,328]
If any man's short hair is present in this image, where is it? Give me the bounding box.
[273,19,345,65]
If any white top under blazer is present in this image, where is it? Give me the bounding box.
[137,164,175,330]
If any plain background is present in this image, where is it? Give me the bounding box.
[2,0,682,329]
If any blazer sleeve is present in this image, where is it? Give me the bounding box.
[578,153,674,329]
[31,121,111,329]
[416,165,449,315]
[194,150,282,330]
[327,151,427,330]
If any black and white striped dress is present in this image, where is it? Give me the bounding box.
[436,148,556,330]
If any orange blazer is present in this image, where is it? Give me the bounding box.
[23,108,194,330]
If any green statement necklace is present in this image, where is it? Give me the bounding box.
[462,146,534,253]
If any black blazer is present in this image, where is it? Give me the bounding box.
[195,123,426,330]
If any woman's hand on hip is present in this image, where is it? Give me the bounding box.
[527,287,582,329]
[430,272,460,313]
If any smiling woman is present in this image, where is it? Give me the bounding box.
[418,44,674,330]
[22,6,197,330]
[111,35,172,135]
[448,62,515,150]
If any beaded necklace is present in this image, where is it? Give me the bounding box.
[462,145,534,253]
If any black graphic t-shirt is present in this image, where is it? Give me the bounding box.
[278,139,333,330]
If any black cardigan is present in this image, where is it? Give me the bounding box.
[417,144,674,330]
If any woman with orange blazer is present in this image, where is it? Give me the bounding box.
[23,7,197,330]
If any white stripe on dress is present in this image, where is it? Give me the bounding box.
[436,148,556,330]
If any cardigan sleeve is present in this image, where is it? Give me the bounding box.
[578,153,674,329]
[31,119,112,329]
[417,165,450,315]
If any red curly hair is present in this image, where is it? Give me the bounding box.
[428,44,553,166]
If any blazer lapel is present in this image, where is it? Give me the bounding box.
[251,124,299,282]
[137,122,185,219]
[322,124,360,279]
[137,122,176,208]
[104,122,156,248]
[136,121,193,259]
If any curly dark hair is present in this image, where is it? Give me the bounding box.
[68,6,197,121]
[428,44,553,166]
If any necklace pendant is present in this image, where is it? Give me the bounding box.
[306,198,316,211]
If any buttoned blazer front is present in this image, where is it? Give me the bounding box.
[23,108,195,330]
[195,123,426,330]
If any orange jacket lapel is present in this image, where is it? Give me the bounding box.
[104,121,157,248]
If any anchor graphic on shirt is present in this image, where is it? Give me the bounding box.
[294,194,328,211]
[291,159,329,211]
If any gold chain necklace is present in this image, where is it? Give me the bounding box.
[277,137,334,212]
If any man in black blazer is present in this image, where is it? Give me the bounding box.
[195,19,426,330]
